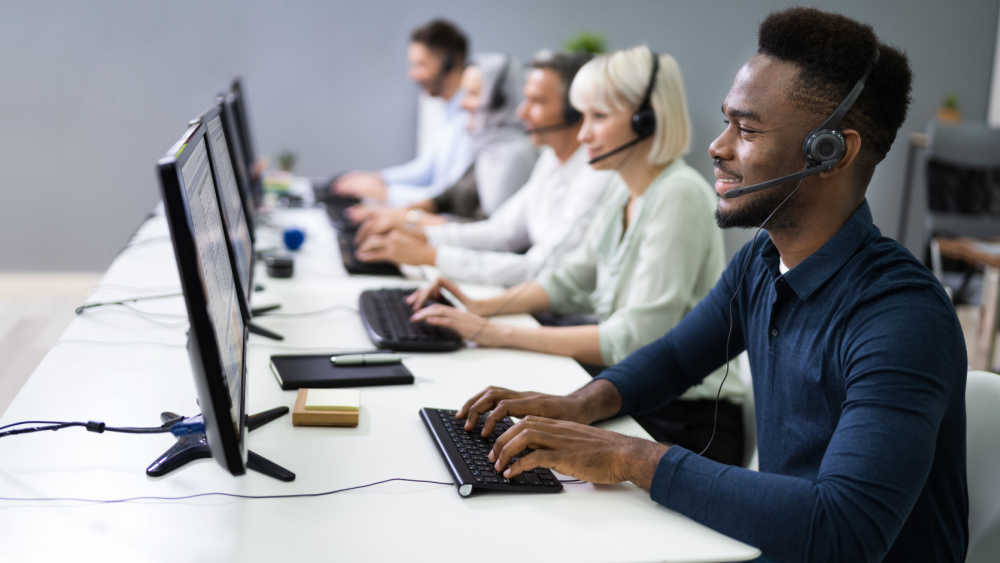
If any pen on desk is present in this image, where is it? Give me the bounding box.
[330,353,404,366]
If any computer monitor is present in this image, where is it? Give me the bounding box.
[229,77,264,208]
[202,102,254,320]
[204,99,285,342]
[155,121,292,481]
[217,92,257,241]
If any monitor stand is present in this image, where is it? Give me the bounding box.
[248,304,284,341]
[146,406,295,481]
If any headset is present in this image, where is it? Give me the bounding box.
[523,52,592,135]
[587,47,660,164]
[723,48,881,199]
[429,51,457,97]
[488,55,511,111]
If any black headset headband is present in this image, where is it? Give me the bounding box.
[815,48,881,134]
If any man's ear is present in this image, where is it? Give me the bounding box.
[821,128,862,177]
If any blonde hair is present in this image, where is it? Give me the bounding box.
[569,45,692,165]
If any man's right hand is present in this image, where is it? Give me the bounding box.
[457,386,592,436]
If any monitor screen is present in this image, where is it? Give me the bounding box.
[158,122,248,475]
[205,108,253,313]
[178,135,246,415]
[219,93,257,239]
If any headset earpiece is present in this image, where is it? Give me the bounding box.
[630,48,659,139]
[563,92,581,125]
[802,129,846,165]
[799,47,880,168]
[440,53,455,75]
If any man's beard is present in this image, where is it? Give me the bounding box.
[715,178,802,230]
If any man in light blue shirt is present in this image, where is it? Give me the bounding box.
[333,19,475,206]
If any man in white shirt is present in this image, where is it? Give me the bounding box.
[332,19,475,206]
[355,51,612,287]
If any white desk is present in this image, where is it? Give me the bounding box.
[0,207,760,562]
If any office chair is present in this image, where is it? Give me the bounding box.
[918,122,1000,290]
[966,370,1000,555]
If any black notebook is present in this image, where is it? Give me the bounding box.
[269,354,414,390]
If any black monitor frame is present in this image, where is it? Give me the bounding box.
[204,100,284,342]
[230,77,263,208]
[201,102,255,322]
[217,92,257,242]
[158,121,247,475]
[154,121,292,481]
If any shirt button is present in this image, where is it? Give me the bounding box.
[770,328,779,337]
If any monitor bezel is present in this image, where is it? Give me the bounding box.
[229,77,263,207]
[157,121,248,476]
[201,102,255,324]
[217,92,257,242]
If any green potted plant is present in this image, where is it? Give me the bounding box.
[564,32,606,55]
[937,93,961,123]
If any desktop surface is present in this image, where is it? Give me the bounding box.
[0,207,760,562]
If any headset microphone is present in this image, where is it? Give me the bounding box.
[587,137,648,164]
[722,160,835,199]
[523,121,576,135]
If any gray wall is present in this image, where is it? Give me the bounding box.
[1,0,997,271]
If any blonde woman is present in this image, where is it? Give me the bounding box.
[410,46,746,464]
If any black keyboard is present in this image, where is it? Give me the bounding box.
[322,195,358,233]
[359,288,462,351]
[337,232,403,277]
[420,407,563,497]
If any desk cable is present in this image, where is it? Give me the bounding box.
[0,477,584,505]
[697,177,805,458]
[0,417,180,439]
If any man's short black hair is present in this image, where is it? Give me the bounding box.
[529,50,593,92]
[758,7,912,167]
[410,19,468,70]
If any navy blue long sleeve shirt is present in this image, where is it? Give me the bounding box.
[597,201,968,562]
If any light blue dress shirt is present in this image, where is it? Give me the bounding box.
[381,93,474,206]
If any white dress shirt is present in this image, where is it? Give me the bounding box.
[426,145,611,287]
[381,93,474,206]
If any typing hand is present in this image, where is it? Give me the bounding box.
[489,415,667,488]
[346,204,381,225]
[356,208,407,243]
[334,171,388,201]
[406,277,477,312]
[457,386,591,435]
[409,303,499,345]
[355,230,436,266]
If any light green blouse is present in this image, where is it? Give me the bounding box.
[538,158,744,403]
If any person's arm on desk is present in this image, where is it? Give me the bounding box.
[453,257,747,485]
[408,278,606,365]
[455,380,667,488]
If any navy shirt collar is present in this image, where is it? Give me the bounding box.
[760,200,879,301]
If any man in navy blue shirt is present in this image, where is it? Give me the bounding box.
[455,8,968,562]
